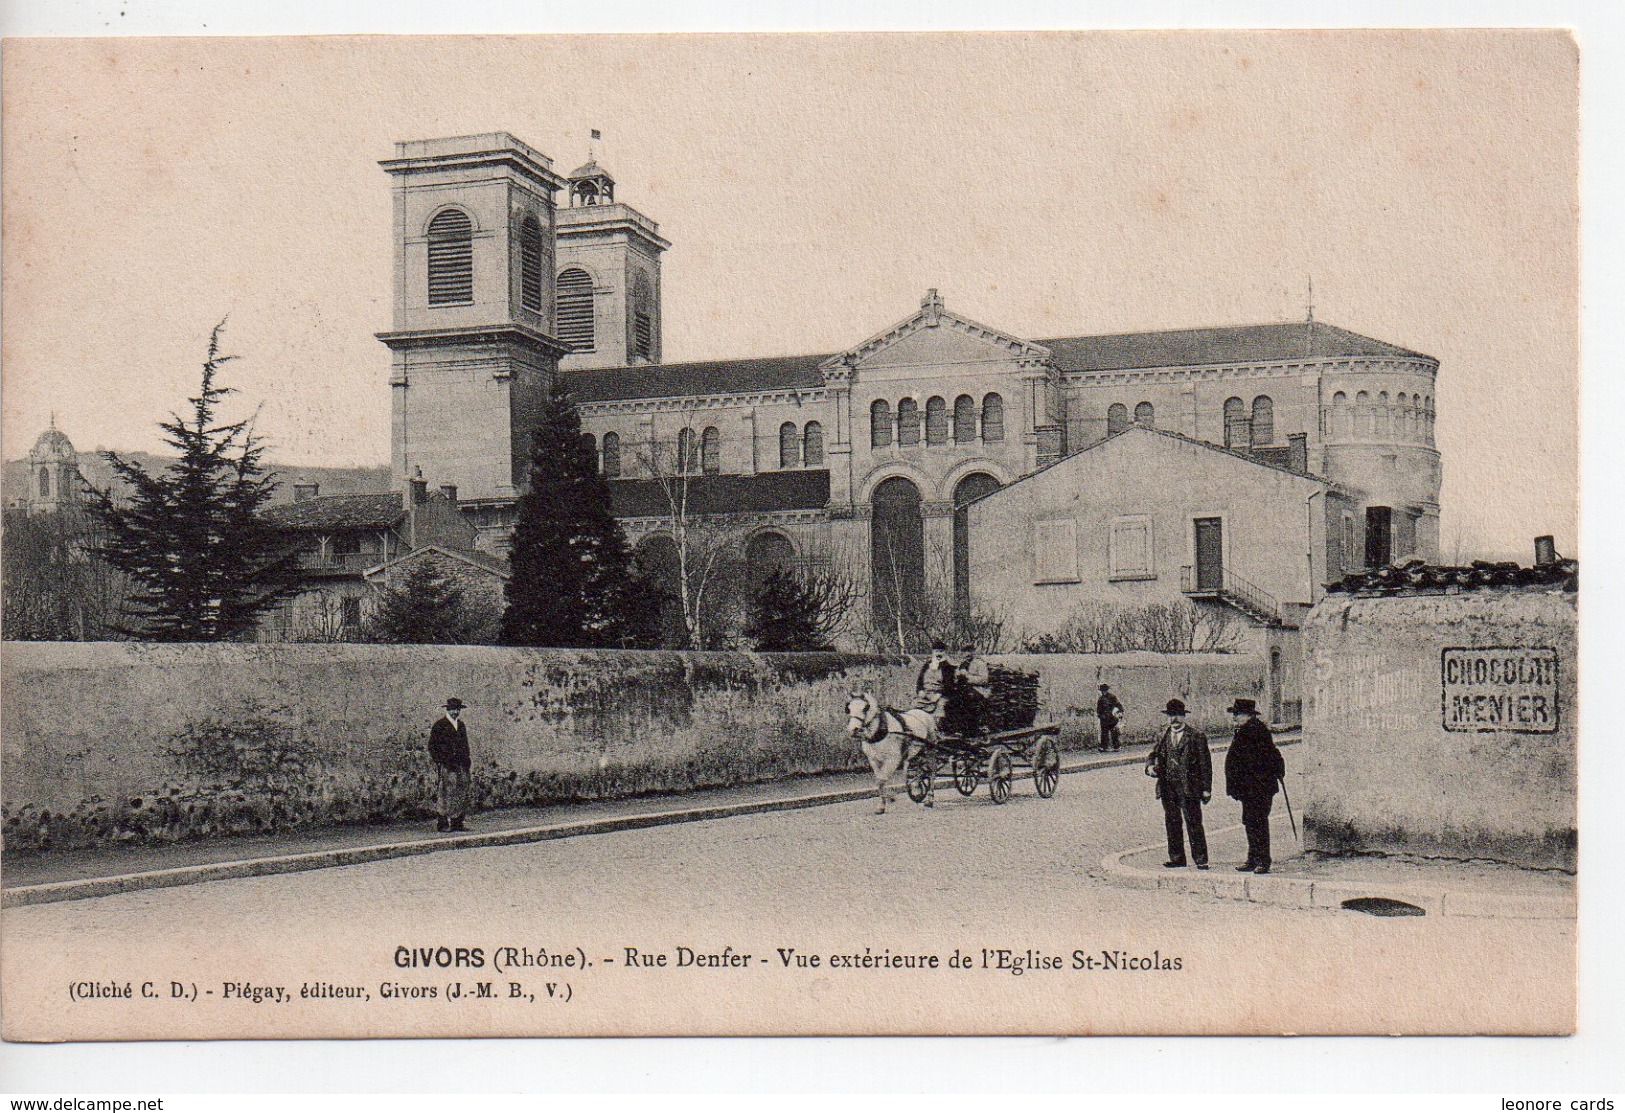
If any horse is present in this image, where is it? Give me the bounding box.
[845,693,936,814]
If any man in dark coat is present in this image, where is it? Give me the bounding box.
[1223,697,1286,874]
[429,697,472,833]
[1144,698,1211,869]
[1095,683,1124,752]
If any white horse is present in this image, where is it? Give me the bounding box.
[846,693,936,814]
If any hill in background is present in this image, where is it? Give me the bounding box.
[4,451,391,508]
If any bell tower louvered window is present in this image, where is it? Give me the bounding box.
[632,273,654,361]
[519,214,545,315]
[427,208,474,306]
[557,268,595,352]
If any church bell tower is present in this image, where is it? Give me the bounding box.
[376,133,570,511]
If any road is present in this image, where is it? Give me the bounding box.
[1,762,1574,1039]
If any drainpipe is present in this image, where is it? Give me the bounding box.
[1305,487,1322,606]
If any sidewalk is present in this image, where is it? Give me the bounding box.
[2,742,1167,908]
[1102,813,1576,920]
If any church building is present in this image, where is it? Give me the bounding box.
[377,132,1443,665]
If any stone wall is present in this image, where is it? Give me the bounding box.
[1,644,1258,852]
[1302,588,1577,870]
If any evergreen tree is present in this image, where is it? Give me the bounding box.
[368,560,481,644]
[88,323,295,640]
[501,381,659,648]
[746,567,835,652]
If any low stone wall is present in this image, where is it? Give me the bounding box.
[1,643,1258,853]
[1302,588,1577,871]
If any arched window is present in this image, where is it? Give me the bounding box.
[426,208,474,306]
[779,422,799,469]
[1356,391,1371,436]
[581,432,596,464]
[38,469,50,498]
[1134,401,1155,428]
[898,398,921,446]
[871,477,925,643]
[602,431,622,478]
[1223,396,1247,448]
[519,214,545,315]
[1377,391,1391,437]
[925,397,948,445]
[953,395,977,443]
[701,426,721,476]
[677,427,699,474]
[1331,391,1349,438]
[952,472,1001,621]
[981,393,1005,442]
[634,535,686,649]
[631,272,654,361]
[556,267,595,352]
[745,531,795,588]
[803,421,824,467]
[1107,403,1130,436]
[1251,395,1274,446]
[870,399,893,447]
[1398,393,1411,438]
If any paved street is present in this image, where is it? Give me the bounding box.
[2,762,1575,1039]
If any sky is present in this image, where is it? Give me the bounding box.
[1,30,1578,558]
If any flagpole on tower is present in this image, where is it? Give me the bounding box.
[1305,275,1315,357]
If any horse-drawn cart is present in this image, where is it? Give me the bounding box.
[904,722,1063,805]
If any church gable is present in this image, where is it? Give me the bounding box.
[822,289,1049,377]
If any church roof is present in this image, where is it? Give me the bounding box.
[569,159,613,181]
[29,424,77,462]
[1038,322,1431,372]
[608,470,830,517]
[565,322,1427,405]
[262,493,405,531]
[568,354,832,403]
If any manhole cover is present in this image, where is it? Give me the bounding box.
[1341,897,1426,917]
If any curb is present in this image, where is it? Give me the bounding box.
[3,749,1154,908]
[1099,827,1576,920]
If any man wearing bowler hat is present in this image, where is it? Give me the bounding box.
[429,697,472,833]
[1224,697,1286,874]
[1095,684,1124,752]
[1144,698,1212,869]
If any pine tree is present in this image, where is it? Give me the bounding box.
[746,567,835,652]
[368,560,478,644]
[501,381,659,648]
[88,323,296,640]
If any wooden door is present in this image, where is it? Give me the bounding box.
[1194,517,1223,591]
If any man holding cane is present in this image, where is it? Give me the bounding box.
[1223,697,1286,874]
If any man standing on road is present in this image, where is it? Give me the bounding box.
[1223,697,1286,874]
[1095,683,1124,752]
[429,697,472,833]
[1144,698,1211,869]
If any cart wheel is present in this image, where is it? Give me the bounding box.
[988,750,1013,804]
[952,755,980,796]
[906,759,934,804]
[1033,735,1060,798]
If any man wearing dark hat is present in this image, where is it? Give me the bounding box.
[1144,698,1212,869]
[1095,683,1124,752]
[1224,698,1286,874]
[429,697,472,833]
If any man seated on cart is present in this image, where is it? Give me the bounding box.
[946,643,991,737]
[913,641,954,727]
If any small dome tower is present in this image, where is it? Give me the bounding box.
[27,416,81,515]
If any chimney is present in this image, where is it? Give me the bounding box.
[408,466,428,505]
[1288,433,1309,475]
[1534,535,1557,566]
[438,484,458,505]
[293,482,320,502]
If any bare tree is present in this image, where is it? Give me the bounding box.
[2,507,132,640]
[633,409,753,649]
